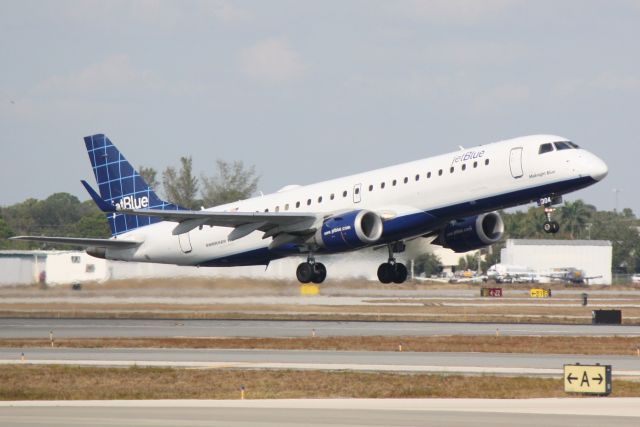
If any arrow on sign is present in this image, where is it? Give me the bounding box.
[566,373,578,384]
[592,373,603,384]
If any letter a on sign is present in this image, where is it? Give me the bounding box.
[580,371,590,387]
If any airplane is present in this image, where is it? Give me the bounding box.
[541,268,603,285]
[11,134,608,284]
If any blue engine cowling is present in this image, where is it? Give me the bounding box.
[436,212,504,253]
[314,210,384,251]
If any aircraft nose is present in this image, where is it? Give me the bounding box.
[589,155,608,181]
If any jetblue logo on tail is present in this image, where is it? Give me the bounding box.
[115,195,149,210]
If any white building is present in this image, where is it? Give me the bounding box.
[500,239,612,285]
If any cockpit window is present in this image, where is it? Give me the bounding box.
[554,141,572,150]
[567,141,580,149]
[539,143,554,154]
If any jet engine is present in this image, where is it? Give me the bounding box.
[313,209,384,251]
[435,212,504,253]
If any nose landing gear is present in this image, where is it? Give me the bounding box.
[538,195,562,234]
[377,243,408,284]
[543,207,560,234]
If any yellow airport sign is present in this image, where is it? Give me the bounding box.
[563,364,611,395]
[530,288,551,298]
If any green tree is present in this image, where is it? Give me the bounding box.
[0,215,14,249]
[139,166,159,190]
[559,200,596,239]
[201,160,259,207]
[162,156,200,209]
[412,252,442,277]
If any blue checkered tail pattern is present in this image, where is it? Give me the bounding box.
[83,133,184,236]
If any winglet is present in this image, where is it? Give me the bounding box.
[81,180,116,212]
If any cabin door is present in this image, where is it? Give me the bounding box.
[353,183,362,203]
[509,147,524,179]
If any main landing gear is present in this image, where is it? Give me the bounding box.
[296,254,326,284]
[377,243,408,284]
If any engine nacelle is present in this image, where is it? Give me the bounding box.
[313,209,384,251]
[436,212,504,253]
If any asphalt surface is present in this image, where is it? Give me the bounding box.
[1,399,638,427]
[3,318,640,339]
[4,348,640,376]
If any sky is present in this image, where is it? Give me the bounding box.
[1,0,639,213]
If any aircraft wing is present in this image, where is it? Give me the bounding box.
[118,208,321,242]
[9,236,141,248]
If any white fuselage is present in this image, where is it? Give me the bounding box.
[106,135,607,266]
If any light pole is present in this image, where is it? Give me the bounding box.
[612,188,622,212]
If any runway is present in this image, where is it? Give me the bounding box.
[4,347,640,377]
[1,399,638,427]
[2,318,640,339]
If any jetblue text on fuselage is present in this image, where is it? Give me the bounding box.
[451,150,485,166]
[115,195,149,210]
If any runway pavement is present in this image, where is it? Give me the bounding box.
[4,347,640,377]
[3,318,640,339]
[1,399,638,427]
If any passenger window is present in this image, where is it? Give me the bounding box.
[342,190,347,197]
[380,182,386,189]
[330,193,335,200]
[427,172,431,178]
[369,184,373,192]
[554,141,571,150]
[415,174,420,181]
[473,161,478,168]
[392,179,397,186]
[265,208,269,212]
[275,206,280,212]
[462,164,466,171]
[307,199,311,206]
[318,196,323,203]
[438,169,443,176]
[403,177,408,184]
[485,159,490,165]
[296,201,300,208]
[539,143,554,154]
[449,167,454,173]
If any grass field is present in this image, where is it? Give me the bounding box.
[3,365,640,400]
[3,335,640,356]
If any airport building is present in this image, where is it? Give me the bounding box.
[499,239,612,285]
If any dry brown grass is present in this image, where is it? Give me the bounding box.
[3,336,640,355]
[2,365,640,400]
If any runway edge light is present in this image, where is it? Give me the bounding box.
[563,363,611,396]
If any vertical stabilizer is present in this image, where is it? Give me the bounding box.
[83,134,182,236]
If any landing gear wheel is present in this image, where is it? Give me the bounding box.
[543,221,560,234]
[392,263,408,284]
[296,262,313,283]
[377,263,394,284]
[311,263,327,284]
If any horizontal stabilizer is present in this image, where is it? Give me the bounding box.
[9,236,141,248]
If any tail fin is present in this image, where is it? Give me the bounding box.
[83,133,182,236]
